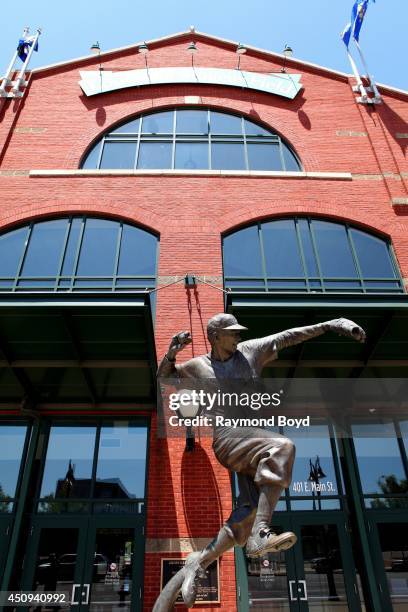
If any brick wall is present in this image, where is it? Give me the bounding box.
[0,31,407,610]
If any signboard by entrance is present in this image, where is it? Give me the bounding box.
[160,558,219,604]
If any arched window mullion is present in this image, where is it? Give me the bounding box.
[55,219,73,292]
[113,223,124,292]
[346,224,366,294]
[13,223,33,291]
[71,216,86,291]
[96,140,104,170]
[257,223,268,292]
[308,219,326,293]
[294,218,309,292]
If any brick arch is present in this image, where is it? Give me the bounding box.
[66,94,310,169]
[0,204,162,237]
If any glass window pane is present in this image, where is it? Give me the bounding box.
[244,119,271,136]
[39,426,97,499]
[176,110,208,134]
[247,143,282,171]
[286,425,340,497]
[118,225,157,276]
[81,143,101,169]
[21,219,67,277]
[0,226,28,278]
[95,423,147,498]
[298,219,319,277]
[76,219,119,277]
[350,229,396,279]
[137,142,172,169]
[312,221,358,278]
[211,142,246,170]
[223,226,263,277]
[61,218,82,276]
[110,118,140,134]
[262,219,304,278]
[352,423,406,497]
[282,143,301,170]
[141,111,173,134]
[100,142,136,169]
[211,112,242,135]
[0,425,27,499]
[175,142,208,170]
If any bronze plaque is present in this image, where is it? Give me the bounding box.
[160,558,220,604]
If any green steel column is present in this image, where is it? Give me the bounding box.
[1,420,40,592]
[341,438,383,612]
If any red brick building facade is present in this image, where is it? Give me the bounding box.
[1,30,408,612]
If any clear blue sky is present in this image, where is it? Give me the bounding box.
[1,1,406,91]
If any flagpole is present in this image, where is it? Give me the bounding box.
[354,39,381,101]
[11,28,41,97]
[346,49,368,102]
[0,27,30,97]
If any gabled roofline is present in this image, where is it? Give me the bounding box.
[30,29,407,97]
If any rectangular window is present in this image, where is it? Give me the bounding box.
[137,142,172,169]
[99,142,137,169]
[211,142,246,170]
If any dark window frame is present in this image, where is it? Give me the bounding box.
[223,217,403,294]
[81,108,302,172]
[0,216,159,293]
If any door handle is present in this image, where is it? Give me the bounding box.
[71,583,90,605]
[288,580,308,602]
[298,580,308,601]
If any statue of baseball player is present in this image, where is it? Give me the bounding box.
[154,313,365,610]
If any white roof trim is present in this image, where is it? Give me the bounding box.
[29,29,407,95]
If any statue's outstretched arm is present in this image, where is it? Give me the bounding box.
[274,317,365,351]
[247,317,365,367]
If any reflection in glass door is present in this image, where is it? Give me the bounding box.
[85,528,135,611]
[239,516,364,611]
[24,521,88,611]
[375,522,408,611]
[245,524,292,611]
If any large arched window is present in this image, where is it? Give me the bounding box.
[223,218,403,293]
[81,109,301,172]
[0,217,158,292]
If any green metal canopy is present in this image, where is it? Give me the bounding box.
[0,293,157,408]
[226,292,408,378]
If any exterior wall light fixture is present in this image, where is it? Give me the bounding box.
[281,44,293,73]
[138,42,149,68]
[187,41,198,66]
[236,43,247,70]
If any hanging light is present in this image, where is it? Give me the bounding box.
[236,43,247,69]
[139,42,149,68]
[90,41,101,54]
[187,41,198,67]
[281,44,293,73]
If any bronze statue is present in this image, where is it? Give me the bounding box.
[153,314,365,610]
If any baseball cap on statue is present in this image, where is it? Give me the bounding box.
[207,313,248,336]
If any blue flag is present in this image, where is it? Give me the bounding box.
[341,0,375,47]
[17,35,39,62]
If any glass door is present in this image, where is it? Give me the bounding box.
[0,515,13,583]
[368,514,408,611]
[237,513,365,611]
[80,518,144,612]
[22,516,89,611]
[290,513,364,612]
